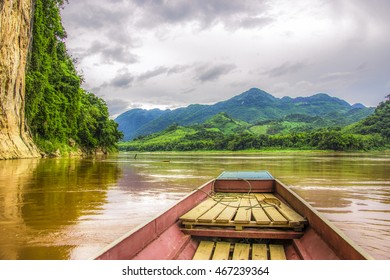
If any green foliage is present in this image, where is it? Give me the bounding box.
[26,0,122,154]
[118,101,389,152]
[119,120,387,152]
[203,112,250,135]
[349,98,390,140]
[77,93,123,152]
[266,122,285,135]
[116,88,375,140]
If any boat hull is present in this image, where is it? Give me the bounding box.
[94,176,372,260]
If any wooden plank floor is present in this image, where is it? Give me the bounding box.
[192,241,286,260]
[180,192,306,231]
[232,243,250,260]
[269,244,287,260]
[215,200,240,223]
[252,244,268,260]
[192,241,214,260]
[180,198,220,222]
[212,242,231,260]
[234,197,251,224]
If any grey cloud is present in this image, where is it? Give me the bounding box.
[110,74,135,88]
[101,45,138,64]
[105,99,132,116]
[62,0,273,69]
[100,70,135,90]
[137,65,192,82]
[239,16,274,29]
[330,0,390,26]
[195,64,236,82]
[132,0,271,30]
[321,72,352,81]
[65,0,272,32]
[62,1,137,64]
[63,2,130,31]
[100,64,192,90]
[167,64,192,75]
[81,40,139,64]
[180,87,196,95]
[356,63,367,71]
[106,29,135,46]
[137,66,169,82]
[266,62,306,77]
[329,0,390,42]
[60,0,390,112]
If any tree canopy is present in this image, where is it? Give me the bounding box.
[119,97,390,152]
[26,0,122,154]
[354,98,390,140]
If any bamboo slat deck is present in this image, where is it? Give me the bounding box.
[180,193,306,231]
[193,241,286,260]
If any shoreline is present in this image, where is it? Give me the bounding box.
[119,149,390,155]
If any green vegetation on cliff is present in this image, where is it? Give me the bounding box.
[26,0,122,155]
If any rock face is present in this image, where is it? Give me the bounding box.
[0,0,40,159]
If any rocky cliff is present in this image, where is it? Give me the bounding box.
[0,0,40,159]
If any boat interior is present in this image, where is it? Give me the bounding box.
[179,192,306,260]
[173,171,326,260]
[94,171,371,260]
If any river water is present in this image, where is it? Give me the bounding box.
[0,152,389,260]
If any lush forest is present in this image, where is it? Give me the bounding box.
[119,98,390,152]
[347,95,390,140]
[115,88,374,141]
[25,0,122,156]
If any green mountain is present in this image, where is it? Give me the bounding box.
[119,96,390,152]
[116,88,374,140]
[203,112,250,134]
[116,108,168,140]
[119,113,243,151]
[119,109,387,152]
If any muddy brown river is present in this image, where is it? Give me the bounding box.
[0,151,389,259]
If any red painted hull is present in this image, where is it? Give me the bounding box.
[94,176,372,260]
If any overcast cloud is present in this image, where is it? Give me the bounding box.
[61,0,390,117]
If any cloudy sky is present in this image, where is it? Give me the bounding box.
[61,0,390,117]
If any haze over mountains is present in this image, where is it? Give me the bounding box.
[115,88,374,141]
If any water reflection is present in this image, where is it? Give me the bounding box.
[0,158,120,259]
[0,151,389,259]
[291,182,390,259]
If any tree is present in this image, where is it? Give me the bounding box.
[354,97,390,140]
[26,0,122,154]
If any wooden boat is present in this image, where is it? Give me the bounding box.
[93,171,373,260]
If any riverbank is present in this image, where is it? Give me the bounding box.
[29,139,116,159]
[122,148,390,156]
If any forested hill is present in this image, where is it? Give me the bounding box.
[25,0,122,155]
[116,88,374,140]
[346,96,390,140]
[119,98,389,152]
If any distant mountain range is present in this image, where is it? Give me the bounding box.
[115,88,374,140]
